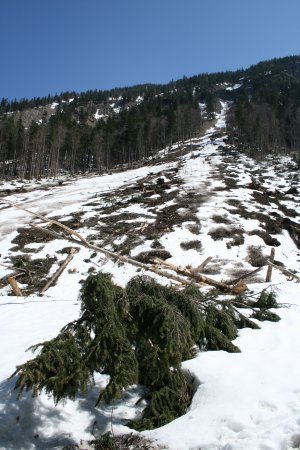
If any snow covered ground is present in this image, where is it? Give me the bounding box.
[146,282,300,450]
[0,103,300,449]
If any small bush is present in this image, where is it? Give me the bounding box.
[248,230,280,247]
[151,239,163,249]
[224,177,238,189]
[255,290,278,309]
[186,223,201,234]
[135,249,171,263]
[209,226,243,241]
[226,234,245,248]
[90,433,156,450]
[180,240,202,251]
[252,310,280,322]
[211,215,232,225]
[247,245,268,267]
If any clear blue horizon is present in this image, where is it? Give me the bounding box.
[1,0,300,101]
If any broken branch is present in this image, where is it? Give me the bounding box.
[40,248,77,293]
[9,203,246,293]
[266,261,300,282]
[7,276,22,296]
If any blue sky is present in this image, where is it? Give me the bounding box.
[1,0,300,100]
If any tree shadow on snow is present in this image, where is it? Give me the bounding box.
[77,383,144,438]
[0,377,77,449]
[0,376,143,449]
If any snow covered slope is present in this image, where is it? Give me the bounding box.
[0,104,299,449]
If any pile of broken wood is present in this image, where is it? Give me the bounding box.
[2,203,300,297]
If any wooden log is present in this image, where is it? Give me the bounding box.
[266,260,300,282]
[8,203,88,244]
[153,258,247,293]
[40,248,77,293]
[7,276,22,296]
[36,222,241,293]
[33,223,208,289]
[265,248,275,282]
[9,203,245,294]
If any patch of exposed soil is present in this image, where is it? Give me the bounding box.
[11,226,56,251]
[9,254,58,294]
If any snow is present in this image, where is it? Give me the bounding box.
[215,101,230,128]
[136,95,143,104]
[94,109,106,120]
[226,83,242,91]
[0,101,300,449]
[145,283,300,450]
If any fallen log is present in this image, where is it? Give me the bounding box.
[8,203,245,294]
[31,223,219,291]
[226,266,263,285]
[153,258,247,293]
[8,203,87,244]
[266,260,300,282]
[40,248,77,294]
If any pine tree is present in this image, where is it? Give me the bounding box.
[11,274,279,430]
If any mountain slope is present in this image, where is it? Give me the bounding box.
[1,55,300,182]
[0,104,299,449]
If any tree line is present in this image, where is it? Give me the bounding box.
[0,88,205,179]
[226,56,300,157]
[1,55,300,180]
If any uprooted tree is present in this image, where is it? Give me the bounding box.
[11,273,280,430]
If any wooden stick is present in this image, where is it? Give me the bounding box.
[40,248,77,293]
[8,203,88,244]
[265,248,275,282]
[195,256,213,273]
[228,266,263,285]
[266,260,300,282]
[7,276,22,296]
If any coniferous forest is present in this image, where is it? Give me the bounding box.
[1,55,300,180]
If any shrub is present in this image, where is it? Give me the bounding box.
[209,226,243,241]
[135,249,171,263]
[247,245,268,267]
[248,230,280,247]
[211,215,232,225]
[180,240,202,250]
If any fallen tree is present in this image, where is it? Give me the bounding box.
[11,273,280,431]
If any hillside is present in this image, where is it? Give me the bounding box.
[0,103,299,449]
[1,55,300,182]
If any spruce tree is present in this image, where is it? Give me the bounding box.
[11,273,279,430]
